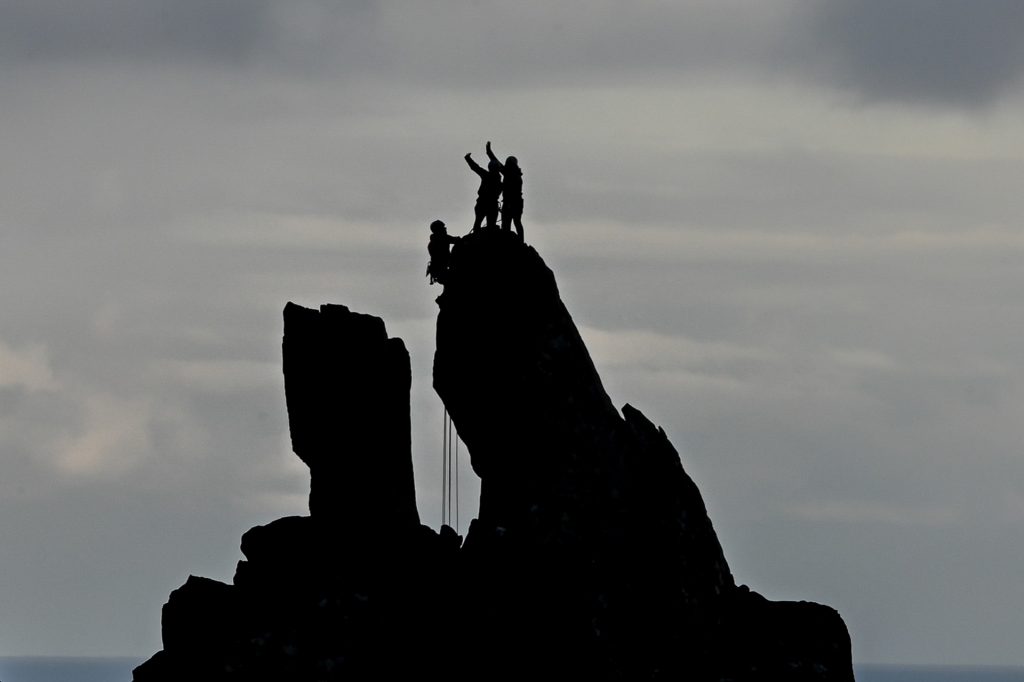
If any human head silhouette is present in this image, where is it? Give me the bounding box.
[506,156,519,169]
[430,220,446,234]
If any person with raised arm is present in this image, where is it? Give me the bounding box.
[486,140,524,241]
[465,149,502,232]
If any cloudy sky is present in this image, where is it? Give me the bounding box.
[1,0,1023,667]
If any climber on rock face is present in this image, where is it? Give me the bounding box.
[486,141,524,241]
[465,150,502,232]
[426,219,460,285]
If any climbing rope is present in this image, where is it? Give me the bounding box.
[447,412,453,526]
[441,405,461,532]
[455,436,460,532]
[441,408,448,527]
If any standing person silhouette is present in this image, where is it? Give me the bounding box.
[465,150,502,232]
[486,141,524,241]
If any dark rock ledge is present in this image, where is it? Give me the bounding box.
[135,230,853,681]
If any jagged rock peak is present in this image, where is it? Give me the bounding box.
[432,230,852,680]
[435,228,733,606]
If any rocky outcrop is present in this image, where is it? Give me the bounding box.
[436,231,852,679]
[134,305,460,681]
[135,231,853,681]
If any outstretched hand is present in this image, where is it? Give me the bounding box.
[464,153,472,161]
[486,141,492,152]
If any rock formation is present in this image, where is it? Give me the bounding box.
[134,230,854,681]
[281,302,419,531]
[135,304,460,680]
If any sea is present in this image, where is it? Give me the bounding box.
[0,659,1022,681]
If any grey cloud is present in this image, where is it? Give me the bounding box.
[0,1,788,84]
[355,0,1024,108]
[0,0,273,63]
[0,0,377,67]
[535,150,1024,240]
[803,0,1024,106]
[8,1,1024,110]
[365,2,793,88]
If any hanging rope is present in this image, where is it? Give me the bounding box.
[441,408,448,527]
[440,404,461,532]
[455,436,460,532]
[448,412,454,528]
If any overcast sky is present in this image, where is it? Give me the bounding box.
[1,0,1023,667]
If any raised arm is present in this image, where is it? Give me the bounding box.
[464,153,486,178]
[485,141,504,170]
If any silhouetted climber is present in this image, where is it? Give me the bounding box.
[465,150,502,232]
[486,141,524,241]
[426,220,460,285]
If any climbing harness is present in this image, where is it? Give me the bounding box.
[440,406,461,532]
